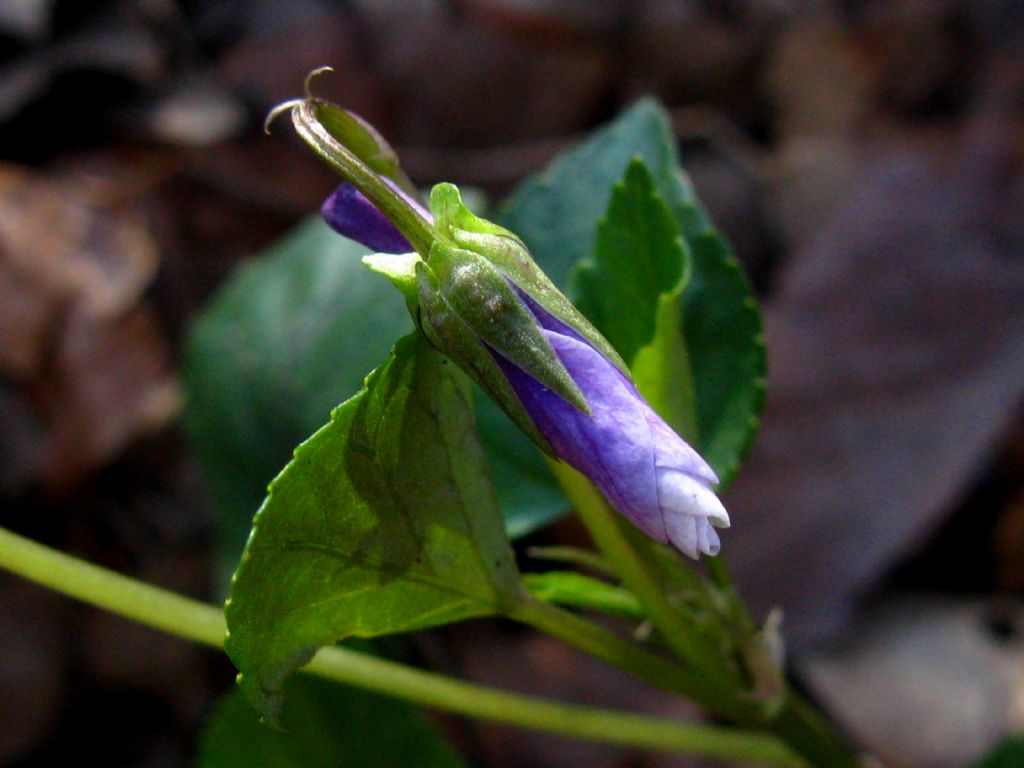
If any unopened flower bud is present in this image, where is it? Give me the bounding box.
[319,157,729,558]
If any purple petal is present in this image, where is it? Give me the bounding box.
[658,468,728,557]
[321,182,430,254]
[495,330,661,535]
[493,324,728,558]
[513,287,596,347]
[647,412,719,486]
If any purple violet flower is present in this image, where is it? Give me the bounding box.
[322,182,729,558]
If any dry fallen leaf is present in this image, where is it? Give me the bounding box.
[725,134,1024,644]
[0,163,178,490]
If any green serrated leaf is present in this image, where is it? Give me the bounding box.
[497,97,700,288]
[573,157,697,438]
[195,676,468,768]
[225,333,522,721]
[681,233,765,488]
[183,218,412,577]
[574,158,687,366]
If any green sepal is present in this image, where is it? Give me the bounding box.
[427,241,587,411]
[362,252,422,316]
[428,183,629,376]
[290,99,433,256]
[415,259,554,454]
[309,99,417,194]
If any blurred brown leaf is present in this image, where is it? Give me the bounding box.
[0,163,178,490]
[372,3,608,147]
[765,17,878,141]
[800,597,1024,768]
[445,620,704,768]
[0,164,158,370]
[0,577,67,764]
[39,305,179,487]
[725,135,1024,644]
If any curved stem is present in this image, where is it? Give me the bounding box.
[0,525,802,766]
[308,642,800,766]
[0,527,225,647]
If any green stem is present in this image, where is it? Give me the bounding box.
[766,696,861,768]
[0,525,803,766]
[525,545,619,579]
[523,571,645,621]
[547,461,735,687]
[292,101,434,257]
[310,640,801,766]
[705,552,733,592]
[0,527,225,648]
[507,596,711,705]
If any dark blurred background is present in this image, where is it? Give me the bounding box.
[2,1,1023,766]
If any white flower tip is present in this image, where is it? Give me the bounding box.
[663,514,724,559]
[700,522,721,557]
[656,467,731,559]
[657,468,730,526]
